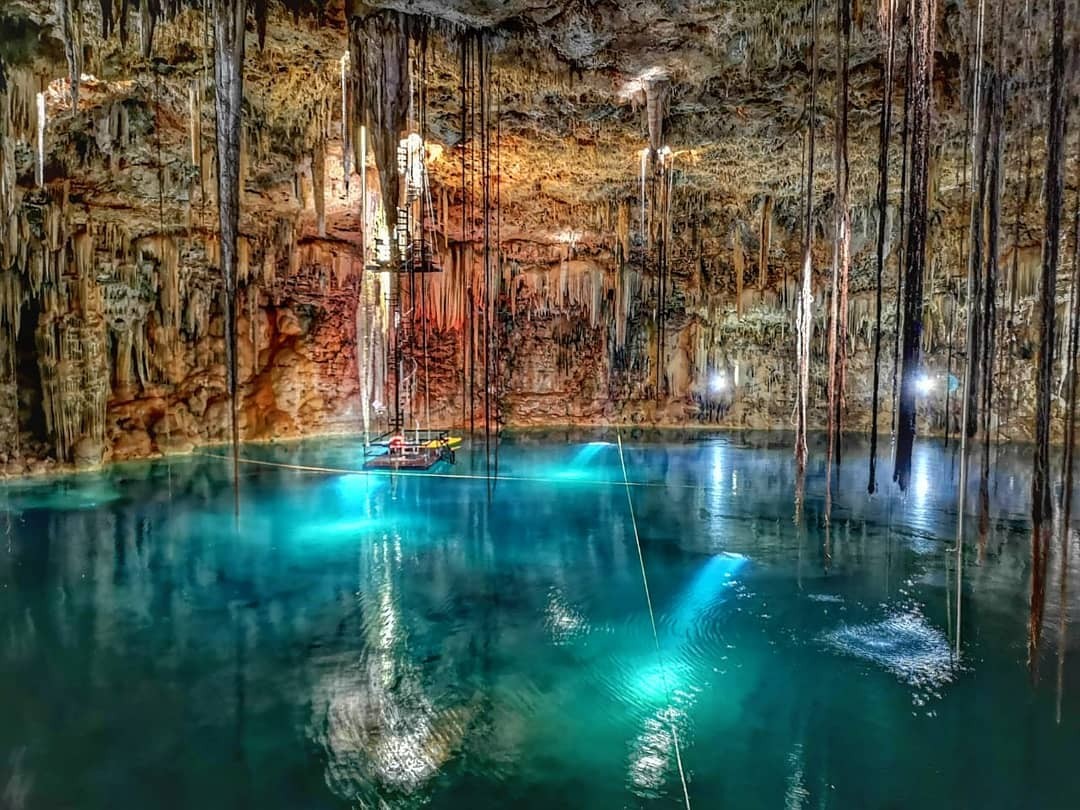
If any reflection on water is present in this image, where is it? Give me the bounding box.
[1,431,1079,808]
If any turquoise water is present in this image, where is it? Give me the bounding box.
[1,431,1078,808]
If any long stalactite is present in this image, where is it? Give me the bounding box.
[893,0,937,491]
[977,2,1006,557]
[1028,0,1068,674]
[868,0,898,495]
[1057,150,1080,723]
[963,0,989,442]
[211,0,247,510]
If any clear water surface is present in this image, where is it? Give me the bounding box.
[1,430,1078,808]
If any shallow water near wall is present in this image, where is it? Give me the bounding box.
[1,431,1078,808]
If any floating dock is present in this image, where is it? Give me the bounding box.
[362,430,459,471]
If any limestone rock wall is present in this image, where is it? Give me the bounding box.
[0,1,1070,475]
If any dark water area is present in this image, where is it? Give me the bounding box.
[1,431,1077,808]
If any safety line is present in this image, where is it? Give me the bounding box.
[193,450,708,492]
[616,430,693,810]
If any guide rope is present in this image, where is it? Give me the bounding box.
[616,430,693,810]
[195,449,707,492]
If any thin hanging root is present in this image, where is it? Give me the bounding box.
[825,0,851,522]
[211,0,246,515]
[1057,150,1080,725]
[795,0,819,500]
[953,0,987,658]
[868,0,897,495]
[978,3,1006,560]
[1029,0,1067,675]
[891,32,913,439]
[893,0,936,492]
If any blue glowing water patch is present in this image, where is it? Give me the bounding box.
[667,552,747,634]
[823,609,957,693]
[568,441,612,468]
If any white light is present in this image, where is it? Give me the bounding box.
[916,374,934,396]
[710,372,727,394]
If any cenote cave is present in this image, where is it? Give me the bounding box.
[1,1,1079,807]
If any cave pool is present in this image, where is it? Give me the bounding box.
[1,430,1078,808]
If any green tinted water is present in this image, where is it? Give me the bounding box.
[1,432,1077,808]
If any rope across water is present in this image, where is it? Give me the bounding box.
[616,430,693,810]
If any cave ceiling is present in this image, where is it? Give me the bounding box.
[0,0,1055,254]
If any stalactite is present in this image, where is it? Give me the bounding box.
[100,0,114,38]
[757,195,772,289]
[964,56,991,441]
[644,78,668,155]
[254,0,269,50]
[1029,0,1067,672]
[868,0,897,494]
[138,0,156,59]
[733,226,745,317]
[57,0,82,113]
[355,13,409,269]
[891,32,913,438]
[313,128,327,238]
[893,0,936,491]
[617,201,631,266]
[189,81,201,168]
[1057,152,1080,722]
[211,0,246,508]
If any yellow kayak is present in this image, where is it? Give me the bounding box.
[424,436,463,449]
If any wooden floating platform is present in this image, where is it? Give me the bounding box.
[363,448,445,471]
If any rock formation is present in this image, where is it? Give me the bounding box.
[0,0,1074,474]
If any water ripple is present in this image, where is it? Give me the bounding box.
[822,606,959,703]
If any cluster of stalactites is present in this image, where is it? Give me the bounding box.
[412,239,641,349]
[350,11,412,268]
